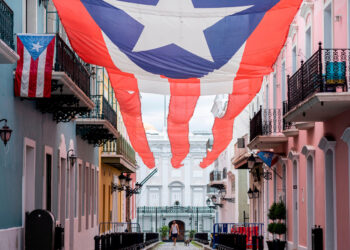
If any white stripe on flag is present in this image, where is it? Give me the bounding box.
[36,48,47,97]
[200,43,246,95]
[102,32,170,94]
[21,47,31,97]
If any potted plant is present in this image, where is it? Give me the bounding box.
[266,201,287,250]
[159,225,169,241]
[189,230,196,241]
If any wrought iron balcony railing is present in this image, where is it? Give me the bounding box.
[0,0,14,49]
[137,206,215,214]
[287,43,349,111]
[250,106,282,142]
[210,170,222,182]
[103,137,136,164]
[83,95,117,128]
[54,34,90,97]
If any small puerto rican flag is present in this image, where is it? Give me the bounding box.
[257,151,279,168]
[15,34,55,98]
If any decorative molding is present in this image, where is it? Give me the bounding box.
[288,21,298,39]
[300,1,314,20]
[341,127,350,145]
[301,145,315,158]
[288,150,299,161]
[168,181,185,187]
[278,157,288,165]
[318,136,336,152]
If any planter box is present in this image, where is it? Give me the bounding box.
[267,240,286,250]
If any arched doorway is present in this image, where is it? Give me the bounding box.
[169,220,185,241]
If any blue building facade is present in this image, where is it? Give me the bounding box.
[0,1,121,249]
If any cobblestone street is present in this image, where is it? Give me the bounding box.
[154,242,203,249]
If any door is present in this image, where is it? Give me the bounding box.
[23,142,36,217]
[293,161,298,249]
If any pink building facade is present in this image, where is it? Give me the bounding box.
[247,0,350,249]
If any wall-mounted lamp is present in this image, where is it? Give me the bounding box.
[39,0,49,9]
[0,119,12,146]
[335,15,342,22]
[253,186,260,199]
[67,149,77,167]
[247,153,256,169]
[247,188,254,199]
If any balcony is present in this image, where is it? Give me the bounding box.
[102,136,136,173]
[248,107,287,152]
[232,135,252,169]
[209,170,225,190]
[76,95,119,146]
[35,34,94,122]
[207,184,218,195]
[284,43,350,123]
[0,0,19,63]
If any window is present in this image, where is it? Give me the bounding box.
[292,46,297,73]
[170,188,182,205]
[281,62,286,101]
[273,73,277,109]
[66,163,69,219]
[192,188,204,206]
[149,188,160,206]
[305,27,312,59]
[265,84,269,109]
[324,3,333,48]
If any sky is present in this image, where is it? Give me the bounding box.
[140,93,215,133]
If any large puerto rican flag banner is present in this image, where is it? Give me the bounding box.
[53,0,302,169]
[15,34,55,98]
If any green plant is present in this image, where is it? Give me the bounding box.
[267,201,287,240]
[189,230,196,239]
[159,226,169,238]
[268,202,277,220]
[275,202,286,220]
[267,223,276,234]
[274,223,287,235]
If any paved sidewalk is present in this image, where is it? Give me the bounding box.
[155,242,203,249]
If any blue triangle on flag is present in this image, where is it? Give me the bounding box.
[18,34,55,61]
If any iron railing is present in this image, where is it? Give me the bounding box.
[83,95,117,128]
[103,137,136,164]
[250,106,282,141]
[137,206,215,214]
[210,170,222,182]
[287,43,349,111]
[0,0,14,49]
[55,34,90,97]
[99,222,141,234]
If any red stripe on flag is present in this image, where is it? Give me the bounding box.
[14,37,24,97]
[108,69,155,168]
[43,37,56,98]
[52,0,115,68]
[28,57,39,98]
[167,78,199,168]
[200,0,302,168]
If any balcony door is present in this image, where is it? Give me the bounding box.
[324,2,333,48]
[325,149,336,250]
[307,156,314,250]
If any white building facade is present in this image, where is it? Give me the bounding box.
[136,129,215,236]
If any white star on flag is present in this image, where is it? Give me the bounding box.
[103,0,252,62]
[32,42,43,52]
[264,153,270,158]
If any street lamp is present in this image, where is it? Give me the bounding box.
[247,188,254,199]
[253,186,260,199]
[211,195,217,203]
[67,149,77,167]
[0,119,12,146]
[118,173,126,186]
[247,153,256,169]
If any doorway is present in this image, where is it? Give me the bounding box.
[23,139,36,220]
[307,156,314,250]
[325,149,336,250]
[293,160,298,249]
[169,220,185,241]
